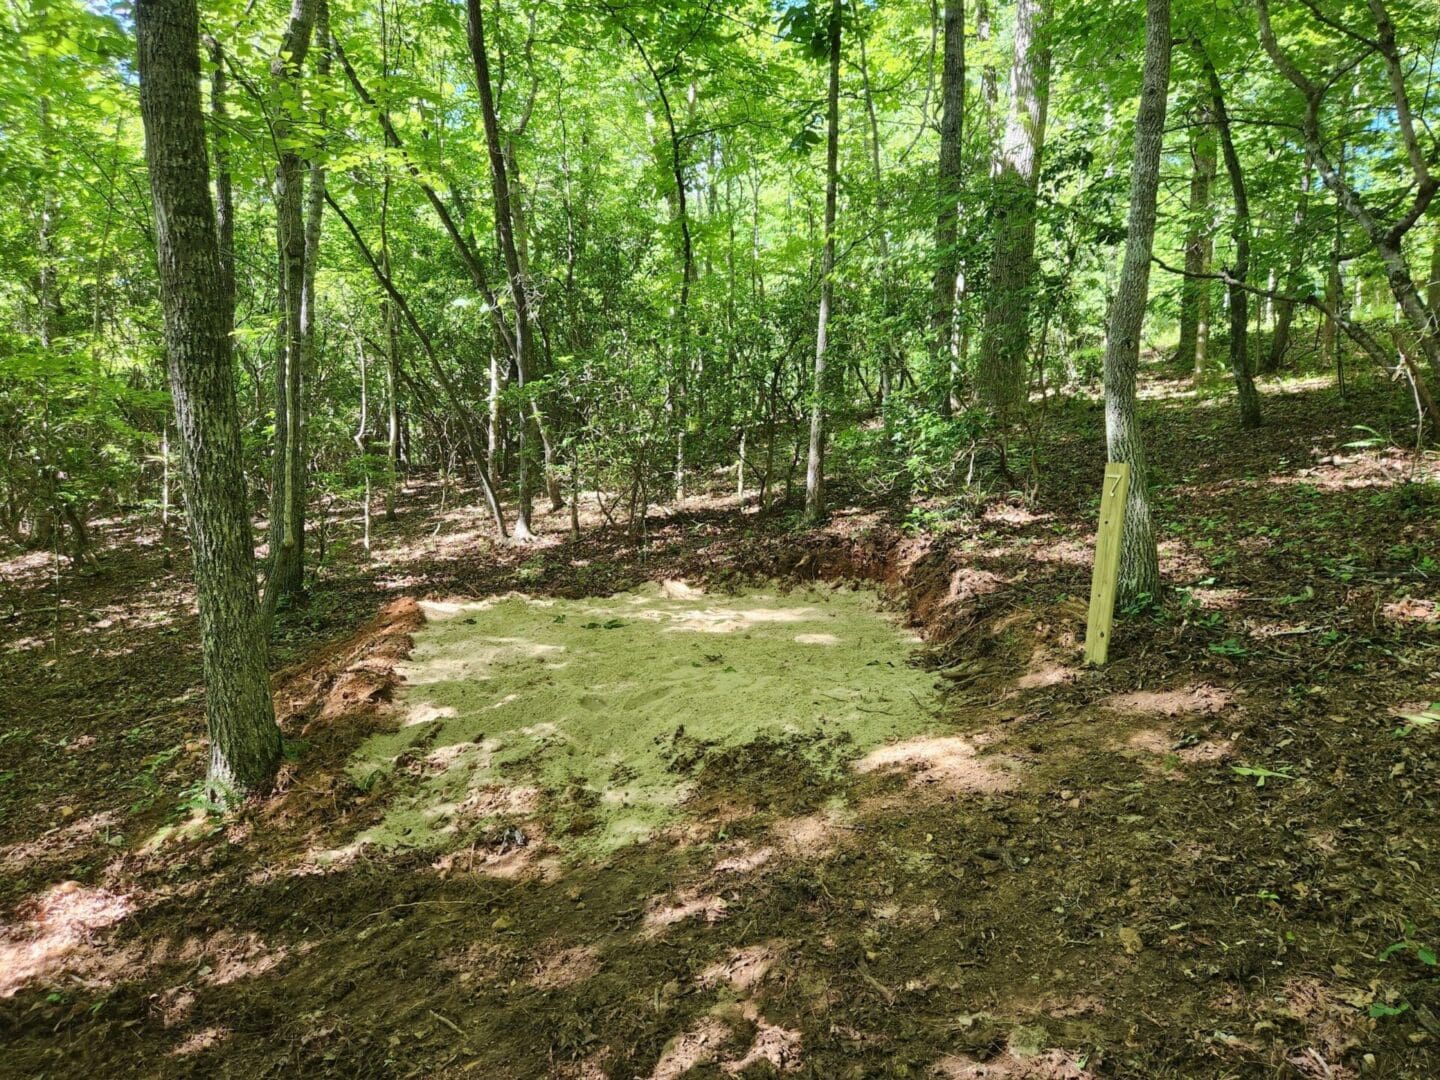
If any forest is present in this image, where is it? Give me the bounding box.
[1,0,1439,1074]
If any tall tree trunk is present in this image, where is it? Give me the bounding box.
[1204,54,1262,428]
[1102,0,1171,604]
[804,0,841,524]
[466,0,538,540]
[932,0,965,415]
[1322,144,1346,373]
[1267,153,1312,372]
[1174,103,1215,376]
[205,38,234,313]
[1428,226,1440,328]
[977,0,998,132]
[263,0,316,618]
[503,132,566,514]
[614,14,695,503]
[296,0,329,548]
[978,0,1051,420]
[136,0,281,801]
[380,172,400,521]
[856,26,896,413]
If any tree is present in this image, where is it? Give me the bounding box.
[135,0,281,800]
[1256,0,1439,382]
[261,0,318,618]
[332,33,510,537]
[1173,101,1215,377]
[466,0,540,540]
[977,0,1050,419]
[1102,0,1172,604]
[799,0,842,524]
[1203,50,1262,428]
[931,0,964,413]
[1265,151,1312,373]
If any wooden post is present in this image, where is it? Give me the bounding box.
[1084,461,1131,666]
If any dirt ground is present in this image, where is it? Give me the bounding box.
[1,371,1438,1078]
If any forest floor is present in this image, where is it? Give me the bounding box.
[2,367,1439,1079]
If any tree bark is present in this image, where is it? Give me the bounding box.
[931,0,964,415]
[205,38,235,315]
[262,0,316,619]
[1266,152,1312,372]
[380,172,400,521]
[1322,144,1346,374]
[1428,227,1440,328]
[1204,54,1262,427]
[136,0,281,801]
[1102,0,1171,604]
[804,0,841,524]
[856,25,898,413]
[466,0,538,539]
[978,0,1050,420]
[1174,103,1214,377]
[296,0,329,545]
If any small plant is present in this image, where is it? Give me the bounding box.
[1343,424,1386,449]
[1209,637,1248,657]
[1120,592,1153,616]
[174,776,231,820]
[127,743,185,812]
[1230,764,1295,787]
[1368,1001,1410,1019]
[1378,923,1437,967]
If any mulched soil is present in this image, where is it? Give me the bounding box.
[0,369,1437,1079]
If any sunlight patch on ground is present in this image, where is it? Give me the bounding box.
[0,810,124,876]
[646,1001,802,1078]
[0,881,133,998]
[346,584,943,856]
[1125,728,1234,767]
[641,886,732,938]
[1015,659,1079,690]
[1101,683,1233,718]
[1382,597,1439,623]
[935,1045,1094,1079]
[698,942,784,993]
[855,735,1017,794]
[170,1027,230,1058]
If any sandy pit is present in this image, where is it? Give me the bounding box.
[345,583,945,855]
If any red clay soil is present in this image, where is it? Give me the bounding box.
[1,374,1438,1079]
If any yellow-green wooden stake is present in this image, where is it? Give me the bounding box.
[1084,461,1131,666]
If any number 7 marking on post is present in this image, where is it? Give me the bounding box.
[1084,462,1132,666]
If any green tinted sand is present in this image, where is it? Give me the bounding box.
[347,582,942,856]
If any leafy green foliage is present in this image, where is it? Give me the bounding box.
[3,0,1437,568]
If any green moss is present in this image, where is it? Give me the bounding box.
[347,583,942,856]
